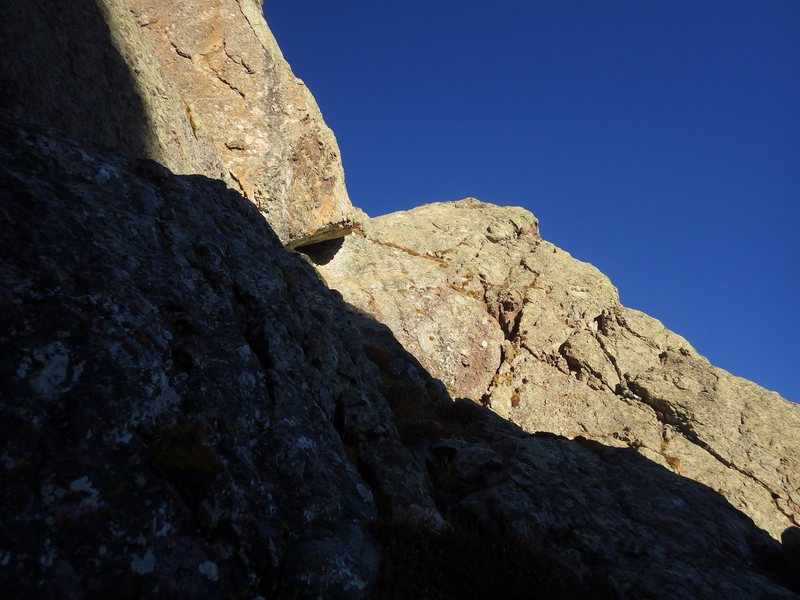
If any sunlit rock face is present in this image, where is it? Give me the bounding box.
[316,197,800,541]
[0,0,357,245]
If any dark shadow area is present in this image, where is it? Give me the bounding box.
[1,116,797,598]
[0,0,148,159]
[363,326,799,597]
[296,236,345,266]
[782,527,800,592]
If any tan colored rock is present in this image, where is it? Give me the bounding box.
[1,0,355,245]
[316,199,538,399]
[1,0,226,180]
[125,0,354,244]
[315,197,800,539]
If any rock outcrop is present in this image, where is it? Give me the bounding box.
[0,0,355,245]
[1,120,797,598]
[314,198,800,543]
[0,119,424,598]
[2,1,799,597]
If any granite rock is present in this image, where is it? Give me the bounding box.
[0,0,355,245]
[2,119,796,599]
[2,2,799,596]
[315,198,800,541]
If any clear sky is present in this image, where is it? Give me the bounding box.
[264,1,800,402]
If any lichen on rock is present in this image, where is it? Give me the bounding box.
[316,197,800,542]
[1,1,799,597]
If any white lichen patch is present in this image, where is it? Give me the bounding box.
[69,476,102,510]
[152,506,173,537]
[29,342,72,399]
[109,426,134,445]
[198,560,219,582]
[39,539,56,568]
[324,556,368,592]
[296,436,316,451]
[303,507,318,522]
[153,372,181,414]
[130,549,155,575]
[16,356,32,378]
[92,163,120,186]
[71,360,85,384]
[239,371,256,393]
[356,483,373,503]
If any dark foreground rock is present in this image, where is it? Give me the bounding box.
[1,120,797,598]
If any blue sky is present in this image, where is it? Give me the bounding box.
[264,1,800,402]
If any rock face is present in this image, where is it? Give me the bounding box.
[0,0,354,245]
[2,119,798,598]
[125,0,355,245]
[315,198,800,541]
[0,120,425,598]
[2,2,799,598]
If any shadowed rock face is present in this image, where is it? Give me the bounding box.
[315,199,800,541]
[1,117,797,600]
[0,120,425,598]
[0,0,227,183]
[0,0,356,245]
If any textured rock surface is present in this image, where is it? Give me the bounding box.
[0,0,355,245]
[0,0,226,182]
[2,120,797,598]
[0,120,426,598]
[2,2,799,597]
[126,0,355,244]
[315,198,800,541]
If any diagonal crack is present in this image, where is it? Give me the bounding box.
[211,69,246,98]
[627,380,796,525]
[593,329,625,390]
[362,234,449,267]
[170,41,191,59]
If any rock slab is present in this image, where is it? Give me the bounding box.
[316,198,800,541]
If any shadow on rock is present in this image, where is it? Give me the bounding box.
[1,0,150,161]
[0,120,797,599]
